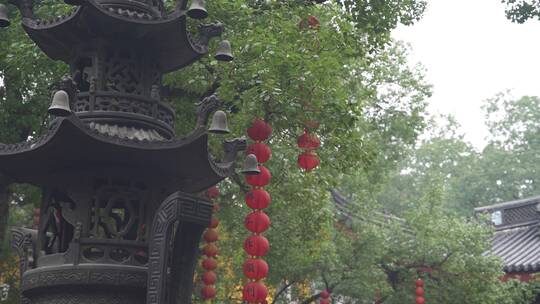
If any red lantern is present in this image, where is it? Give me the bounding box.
[247,119,272,141]
[201,285,217,299]
[204,229,219,243]
[298,151,320,171]
[202,271,217,285]
[203,243,218,257]
[307,15,320,29]
[297,129,321,150]
[206,186,220,199]
[245,211,271,233]
[416,287,424,296]
[416,297,425,304]
[33,208,40,228]
[243,258,269,280]
[243,281,268,302]
[246,143,272,164]
[244,235,270,256]
[320,300,330,304]
[209,217,219,229]
[202,258,217,270]
[245,165,271,187]
[320,290,330,299]
[245,189,271,210]
[415,279,424,287]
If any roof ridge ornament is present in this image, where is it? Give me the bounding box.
[198,22,224,46]
[196,94,222,128]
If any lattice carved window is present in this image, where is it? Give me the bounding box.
[105,51,143,95]
[89,179,147,241]
[503,204,539,226]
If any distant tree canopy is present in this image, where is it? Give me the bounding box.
[377,93,540,217]
[501,0,540,23]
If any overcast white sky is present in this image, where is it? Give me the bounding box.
[392,0,540,149]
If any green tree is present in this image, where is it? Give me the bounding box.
[376,116,481,215]
[276,186,537,304]
[501,0,540,23]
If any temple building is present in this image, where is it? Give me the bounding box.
[475,195,540,304]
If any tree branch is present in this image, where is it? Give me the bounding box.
[271,280,297,304]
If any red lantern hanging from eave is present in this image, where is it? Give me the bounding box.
[201,285,217,299]
[206,186,220,199]
[307,15,320,29]
[202,258,217,270]
[244,235,270,257]
[247,118,272,141]
[243,258,269,280]
[298,15,321,30]
[320,290,330,299]
[298,129,321,150]
[245,165,272,187]
[209,217,219,229]
[415,278,425,304]
[245,189,271,210]
[246,142,272,164]
[243,281,268,302]
[203,229,219,243]
[244,210,271,233]
[202,271,218,285]
[33,208,40,229]
[203,243,219,257]
[298,151,320,171]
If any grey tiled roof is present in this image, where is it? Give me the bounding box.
[330,189,409,232]
[476,196,540,273]
[491,225,540,272]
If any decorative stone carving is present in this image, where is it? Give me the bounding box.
[147,191,212,304]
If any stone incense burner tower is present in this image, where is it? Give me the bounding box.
[0,0,245,303]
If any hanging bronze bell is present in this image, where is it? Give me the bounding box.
[0,4,10,28]
[187,0,208,19]
[48,90,72,116]
[241,154,261,175]
[208,110,230,134]
[215,40,233,62]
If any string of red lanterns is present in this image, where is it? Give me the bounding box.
[415,279,425,304]
[297,14,321,172]
[242,118,272,303]
[200,186,221,301]
[297,128,321,171]
[319,290,331,304]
